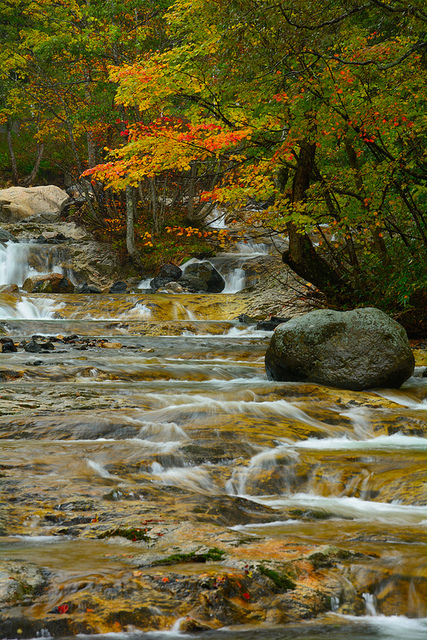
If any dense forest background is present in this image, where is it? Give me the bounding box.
[1,0,427,333]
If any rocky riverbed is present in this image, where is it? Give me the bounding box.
[0,206,426,639]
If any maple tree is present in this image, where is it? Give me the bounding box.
[2,0,427,329]
[84,0,427,329]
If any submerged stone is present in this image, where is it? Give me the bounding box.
[265,307,415,390]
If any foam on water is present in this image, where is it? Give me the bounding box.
[234,240,270,255]
[374,389,427,409]
[151,462,218,494]
[284,433,427,451]
[338,614,427,639]
[231,519,303,531]
[251,493,427,524]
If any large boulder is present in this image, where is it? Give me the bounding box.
[0,186,69,222]
[150,263,183,291]
[22,273,75,293]
[265,307,415,390]
[181,261,225,293]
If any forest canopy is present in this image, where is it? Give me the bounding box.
[1,0,427,332]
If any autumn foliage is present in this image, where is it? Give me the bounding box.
[2,0,427,331]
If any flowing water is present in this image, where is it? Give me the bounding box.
[0,241,426,640]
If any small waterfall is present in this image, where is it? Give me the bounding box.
[363,592,378,616]
[226,445,298,496]
[209,240,271,293]
[0,240,72,287]
[0,296,64,319]
[0,242,33,286]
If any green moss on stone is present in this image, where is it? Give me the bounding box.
[259,565,296,590]
[153,547,226,566]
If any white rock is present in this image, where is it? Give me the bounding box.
[0,185,69,222]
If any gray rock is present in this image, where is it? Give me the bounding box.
[265,307,415,390]
[109,280,127,293]
[150,264,183,291]
[158,263,182,281]
[76,282,102,294]
[182,261,225,293]
[0,228,18,243]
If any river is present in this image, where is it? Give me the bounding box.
[0,238,426,640]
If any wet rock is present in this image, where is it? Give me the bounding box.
[306,545,355,569]
[181,261,225,293]
[34,232,68,244]
[0,283,19,293]
[0,369,23,380]
[0,228,18,242]
[109,280,127,293]
[25,339,41,353]
[150,276,173,291]
[265,307,415,390]
[1,338,17,352]
[40,340,55,351]
[256,316,290,330]
[22,273,75,293]
[150,264,182,291]
[34,234,48,244]
[237,313,258,324]
[75,282,102,294]
[0,560,48,607]
[178,617,213,633]
[159,263,182,281]
[177,494,278,527]
[100,341,122,349]
[159,281,184,293]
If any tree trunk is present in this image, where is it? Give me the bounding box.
[126,185,142,265]
[187,162,198,220]
[21,143,44,187]
[6,122,19,185]
[282,139,352,296]
[149,177,160,234]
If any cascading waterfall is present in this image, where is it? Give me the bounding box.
[0,240,71,287]
[0,242,34,286]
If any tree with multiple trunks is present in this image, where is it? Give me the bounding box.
[85,0,427,331]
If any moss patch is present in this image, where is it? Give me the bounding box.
[98,527,150,542]
[153,547,226,566]
[259,565,296,590]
